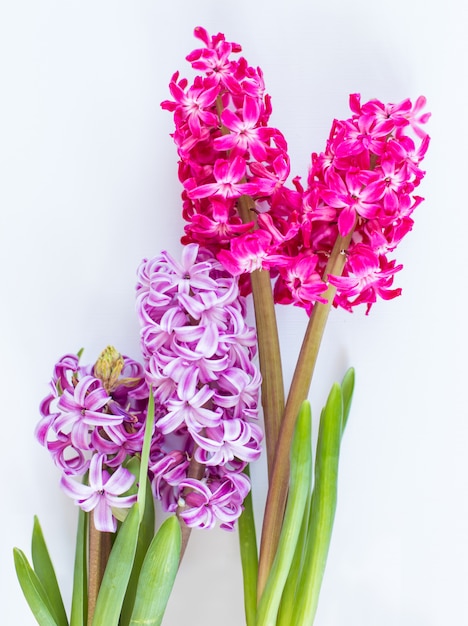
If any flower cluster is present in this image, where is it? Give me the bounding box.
[136,243,262,530]
[302,94,430,312]
[164,28,430,315]
[161,27,292,279]
[36,348,149,531]
[271,93,430,313]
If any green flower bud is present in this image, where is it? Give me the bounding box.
[94,346,124,392]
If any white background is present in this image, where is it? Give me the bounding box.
[1,1,467,624]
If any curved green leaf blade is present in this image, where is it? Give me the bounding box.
[276,486,312,626]
[341,367,355,436]
[13,548,59,626]
[70,508,87,626]
[137,388,155,523]
[120,473,155,626]
[91,504,140,626]
[257,401,313,625]
[31,516,68,626]
[238,465,258,626]
[120,390,157,625]
[129,515,181,626]
[292,383,343,625]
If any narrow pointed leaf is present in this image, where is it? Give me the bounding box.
[13,548,59,626]
[31,516,68,626]
[341,367,355,436]
[257,401,313,625]
[91,389,155,625]
[128,515,181,626]
[120,390,157,625]
[138,388,155,523]
[276,486,312,625]
[120,473,155,626]
[238,465,258,626]
[91,504,140,626]
[292,383,343,624]
[70,508,87,626]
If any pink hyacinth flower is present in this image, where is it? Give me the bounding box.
[60,454,137,532]
[187,156,260,200]
[55,375,117,450]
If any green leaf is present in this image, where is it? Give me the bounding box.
[70,508,88,626]
[237,465,258,626]
[31,516,69,626]
[292,383,343,625]
[256,401,313,626]
[341,366,355,436]
[276,486,312,625]
[128,515,181,626]
[92,388,157,626]
[138,388,155,523]
[120,473,156,626]
[91,504,140,626]
[119,389,157,625]
[13,548,59,626]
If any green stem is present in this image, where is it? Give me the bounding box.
[257,230,353,599]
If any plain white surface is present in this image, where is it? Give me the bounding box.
[1,1,467,624]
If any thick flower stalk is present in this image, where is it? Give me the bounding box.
[136,242,262,530]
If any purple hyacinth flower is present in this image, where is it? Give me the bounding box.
[60,453,137,532]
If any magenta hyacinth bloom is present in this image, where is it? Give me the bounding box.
[265,96,429,314]
[161,27,292,278]
[299,93,430,313]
